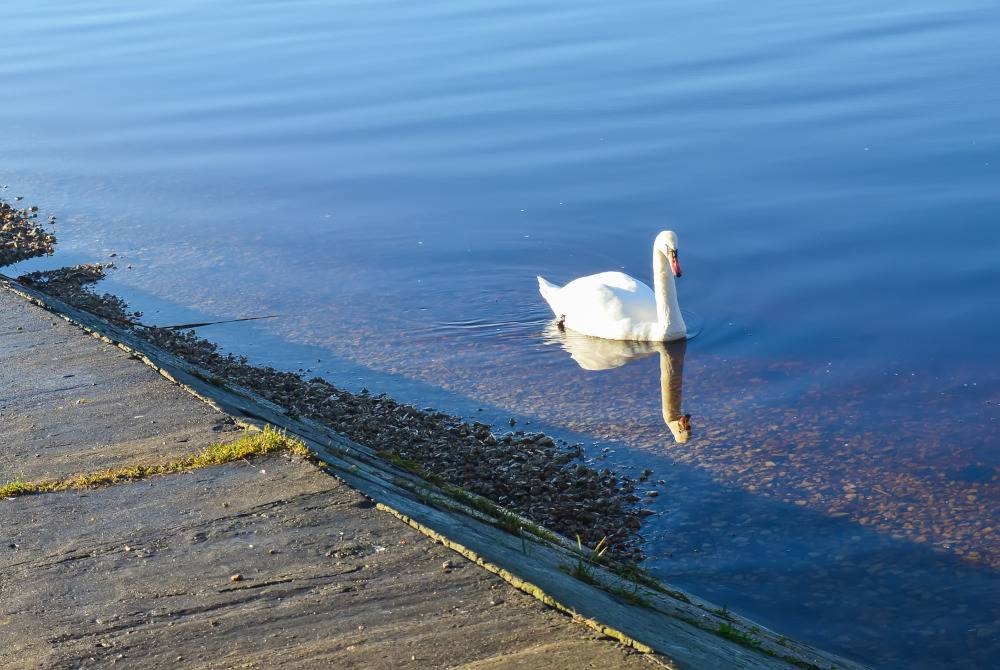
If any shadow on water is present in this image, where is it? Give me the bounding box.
[643,456,999,669]
[79,282,998,670]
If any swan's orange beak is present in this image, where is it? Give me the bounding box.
[670,251,683,277]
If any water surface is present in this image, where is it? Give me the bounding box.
[3,0,998,666]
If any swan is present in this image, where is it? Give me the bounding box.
[537,230,687,342]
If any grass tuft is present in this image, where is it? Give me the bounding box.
[570,534,609,585]
[0,425,309,499]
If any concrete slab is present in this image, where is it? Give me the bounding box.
[0,455,649,670]
[0,290,238,481]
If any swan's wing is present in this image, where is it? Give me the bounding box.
[578,271,640,292]
[560,272,657,319]
[556,272,658,338]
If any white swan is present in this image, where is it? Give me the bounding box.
[537,230,687,342]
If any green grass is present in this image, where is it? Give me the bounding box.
[714,604,735,620]
[495,509,524,534]
[716,622,762,648]
[0,425,309,499]
[379,450,446,487]
[190,369,229,390]
[710,617,831,670]
[610,557,692,603]
[607,583,653,608]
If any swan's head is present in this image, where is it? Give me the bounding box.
[655,230,683,277]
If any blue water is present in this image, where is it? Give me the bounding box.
[2,0,998,666]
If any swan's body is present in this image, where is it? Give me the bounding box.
[537,230,687,342]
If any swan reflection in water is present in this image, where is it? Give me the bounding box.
[543,324,692,443]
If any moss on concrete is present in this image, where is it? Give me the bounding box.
[0,425,309,499]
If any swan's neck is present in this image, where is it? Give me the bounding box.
[653,250,686,341]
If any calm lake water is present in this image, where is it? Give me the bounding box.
[3,0,998,666]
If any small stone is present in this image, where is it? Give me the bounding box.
[442,560,454,571]
[229,574,243,582]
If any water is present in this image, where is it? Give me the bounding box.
[2,0,998,666]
